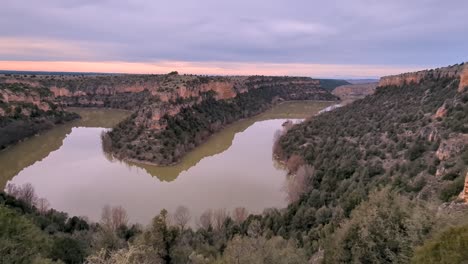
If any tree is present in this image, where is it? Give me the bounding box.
[86,245,162,264]
[284,165,312,203]
[286,154,304,173]
[324,189,433,263]
[199,209,213,229]
[232,207,248,224]
[37,198,50,215]
[412,224,468,264]
[112,206,129,231]
[101,205,129,231]
[0,206,51,263]
[135,209,177,263]
[5,183,38,207]
[222,235,307,264]
[173,206,191,230]
[50,236,87,264]
[213,209,228,231]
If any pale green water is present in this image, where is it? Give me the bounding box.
[0,102,332,224]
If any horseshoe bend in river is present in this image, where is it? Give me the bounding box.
[0,101,333,225]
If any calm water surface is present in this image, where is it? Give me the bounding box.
[0,102,332,224]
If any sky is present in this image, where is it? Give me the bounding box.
[1,0,467,78]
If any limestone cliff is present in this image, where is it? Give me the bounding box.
[378,63,468,92]
[332,82,377,101]
[0,87,52,114]
[0,82,79,149]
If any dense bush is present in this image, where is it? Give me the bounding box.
[412,224,468,264]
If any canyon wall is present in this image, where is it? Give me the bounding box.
[378,63,468,92]
[0,82,79,149]
[332,82,377,101]
[0,88,52,114]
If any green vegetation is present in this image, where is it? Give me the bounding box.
[0,83,79,149]
[324,189,433,263]
[412,224,468,264]
[0,206,51,263]
[1,186,308,264]
[268,74,467,260]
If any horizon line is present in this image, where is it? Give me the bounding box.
[0,60,431,79]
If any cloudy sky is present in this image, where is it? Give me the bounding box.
[1,0,467,77]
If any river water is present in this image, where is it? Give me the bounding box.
[0,101,332,225]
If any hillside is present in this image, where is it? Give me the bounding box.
[0,83,79,149]
[272,62,468,261]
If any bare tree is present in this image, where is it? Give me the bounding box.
[232,207,248,224]
[173,206,191,230]
[111,206,129,230]
[101,205,113,230]
[5,183,19,197]
[6,183,39,207]
[284,165,313,203]
[20,183,38,207]
[37,197,50,214]
[286,154,305,173]
[213,208,229,231]
[199,209,213,229]
[101,205,129,231]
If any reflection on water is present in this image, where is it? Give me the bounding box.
[120,101,333,181]
[0,108,130,187]
[1,101,332,224]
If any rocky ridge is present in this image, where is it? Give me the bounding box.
[378,62,468,92]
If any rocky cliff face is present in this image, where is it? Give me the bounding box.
[0,89,51,113]
[137,76,331,130]
[378,63,468,91]
[0,83,54,116]
[0,82,79,149]
[332,82,377,101]
[1,74,329,110]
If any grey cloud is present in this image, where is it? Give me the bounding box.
[1,0,467,66]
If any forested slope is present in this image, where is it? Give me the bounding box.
[271,64,468,262]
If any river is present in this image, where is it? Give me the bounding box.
[0,101,332,225]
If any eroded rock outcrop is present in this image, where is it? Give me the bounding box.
[436,137,466,161]
[1,88,51,112]
[332,82,377,101]
[378,63,467,91]
[460,172,468,203]
[459,67,468,92]
[0,82,79,149]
